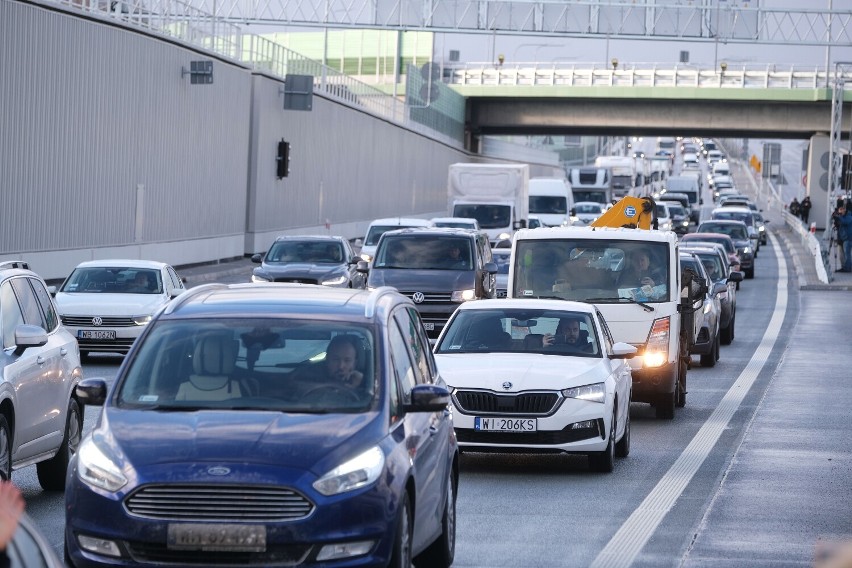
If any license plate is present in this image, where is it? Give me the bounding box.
[167,523,267,552]
[474,417,537,432]
[78,330,116,340]
[423,323,435,331]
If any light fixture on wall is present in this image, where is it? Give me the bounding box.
[611,58,619,70]
[181,61,213,85]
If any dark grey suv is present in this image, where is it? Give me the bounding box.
[362,228,497,340]
[251,235,366,288]
[0,261,83,489]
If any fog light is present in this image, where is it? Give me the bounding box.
[571,420,595,430]
[316,540,374,561]
[78,535,122,558]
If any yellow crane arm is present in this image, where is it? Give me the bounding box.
[590,196,657,230]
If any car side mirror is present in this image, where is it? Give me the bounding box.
[611,342,637,359]
[728,270,744,283]
[251,253,263,264]
[356,260,370,273]
[712,281,728,296]
[405,384,450,413]
[484,262,498,274]
[75,378,108,406]
[13,324,48,356]
[47,285,57,298]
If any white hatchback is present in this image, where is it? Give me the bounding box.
[52,259,186,358]
[434,299,636,472]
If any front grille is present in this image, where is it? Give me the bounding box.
[125,485,314,522]
[696,328,710,343]
[273,278,318,284]
[77,338,136,352]
[128,543,312,566]
[398,291,453,304]
[456,422,601,445]
[454,390,560,415]
[62,315,137,327]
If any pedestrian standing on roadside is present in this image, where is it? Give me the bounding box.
[801,196,812,224]
[833,203,852,273]
[834,199,847,268]
[789,197,801,218]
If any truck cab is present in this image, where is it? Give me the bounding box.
[507,225,704,419]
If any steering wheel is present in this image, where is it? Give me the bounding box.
[301,384,362,405]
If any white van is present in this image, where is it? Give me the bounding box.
[528,177,575,227]
[358,217,433,262]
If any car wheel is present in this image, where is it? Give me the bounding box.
[614,404,630,458]
[700,336,718,368]
[721,314,734,345]
[589,414,615,472]
[389,493,413,568]
[676,361,687,408]
[414,470,456,568]
[745,267,754,279]
[715,332,721,361]
[0,415,11,481]
[37,398,82,491]
[656,389,676,420]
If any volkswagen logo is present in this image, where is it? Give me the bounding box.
[502,381,513,390]
[207,466,231,476]
[412,291,425,304]
[91,317,103,326]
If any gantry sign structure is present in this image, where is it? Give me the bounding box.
[179,0,852,46]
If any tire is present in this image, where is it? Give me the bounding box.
[0,415,11,481]
[37,398,82,491]
[745,267,754,279]
[415,471,456,568]
[656,389,676,419]
[614,404,630,458]
[676,361,687,408]
[589,414,616,472]
[721,314,734,345]
[715,332,721,361]
[700,335,718,368]
[388,493,413,568]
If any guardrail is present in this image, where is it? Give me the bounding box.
[446,63,852,90]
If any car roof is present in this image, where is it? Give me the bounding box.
[712,206,753,214]
[381,227,479,238]
[514,225,678,244]
[454,298,598,315]
[683,232,736,242]
[164,283,408,320]
[72,259,170,269]
[272,235,345,243]
[431,217,477,224]
[574,201,604,207]
[368,217,432,227]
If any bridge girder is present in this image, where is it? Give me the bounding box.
[188,0,852,47]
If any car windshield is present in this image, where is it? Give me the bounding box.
[511,239,671,303]
[668,205,686,216]
[60,267,162,294]
[698,223,748,240]
[435,308,601,357]
[452,204,510,229]
[692,252,724,281]
[266,241,344,263]
[575,203,603,215]
[684,237,735,255]
[365,225,419,246]
[530,195,568,214]
[713,210,754,225]
[573,191,607,204]
[116,319,376,413]
[656,205,670,218]
[374,236,473,270]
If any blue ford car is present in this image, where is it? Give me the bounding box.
[65,284,458,568]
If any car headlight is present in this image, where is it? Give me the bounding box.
[759,226,765,232]
[321,275,348,286]
[313,446,385,496]
[682,221,690,227]
[132,315,152,325]
[562,382,605,403]
[77,436,128,492]
[498,232,512,240]
[742,247,751,254]
[360,253,372,262]
[251,274,271,283]
[451,289,476,302]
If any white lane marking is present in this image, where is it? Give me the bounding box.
[590,232,789,568]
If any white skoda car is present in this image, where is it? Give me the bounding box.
[52,259,186,359]
[434,299,636,472]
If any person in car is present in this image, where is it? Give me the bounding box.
[541,318,593,353]
[702,259,721,281]
[295,335,365,388]
[439,242,468,269]
[127,272,153,293]
[619,249,664,288]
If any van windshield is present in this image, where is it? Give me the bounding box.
[452,204,510,229]
[530,196,567,214]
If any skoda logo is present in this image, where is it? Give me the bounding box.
[207,466,231,476]
[625,205,637,217]
[412,291,425,304]
[502,381,513,390]
[91,317,103,326]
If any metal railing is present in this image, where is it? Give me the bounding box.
[446,63,852,90]
[37,0,464,146]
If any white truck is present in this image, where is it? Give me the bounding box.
[507,224,705,419]
[595,156,636,199]
[568,167,612,205]
[448,163,530,245]
[528,177,575,227]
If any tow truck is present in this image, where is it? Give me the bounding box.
[507,196,705,418]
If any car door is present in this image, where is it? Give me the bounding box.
[390,307,448,551]
[597,311,631,439]
[1,278,66,460]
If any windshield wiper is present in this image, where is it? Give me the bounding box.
[586,296,655,312]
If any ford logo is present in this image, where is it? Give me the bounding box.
[91,317,103,326]
[412,291,425,304]
[207,467,231,476]
[502,381,513,390]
